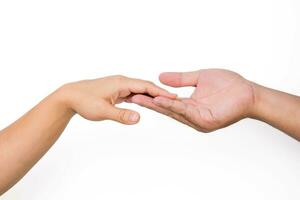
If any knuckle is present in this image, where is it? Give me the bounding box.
[170,100,177,110]
[145,87,154,95]
[118,110,127,122]
[113,75,126,81]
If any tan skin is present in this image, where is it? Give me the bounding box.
[0,75,176,195]
[0,69,299,195]
[130,69,300,140]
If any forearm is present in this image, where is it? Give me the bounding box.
[251,83,300,141]
[0,75,174,195]
[0,87,74,194]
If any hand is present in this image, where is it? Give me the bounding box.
[0,75,176,195]
[58,75,176,125]
[129,69,256,132]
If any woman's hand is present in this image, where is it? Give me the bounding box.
[0,75,176,195]
[58,75,176,124]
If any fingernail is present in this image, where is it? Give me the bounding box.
[129,113,139,122]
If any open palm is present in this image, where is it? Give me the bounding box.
[130,69,256,132]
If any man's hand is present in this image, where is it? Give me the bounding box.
[129,69,256,132]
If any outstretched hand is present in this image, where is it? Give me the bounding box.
[60,75,176,125]
[0,74,177,195]
[129,69,256,132]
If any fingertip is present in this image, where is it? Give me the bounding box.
[159,90,177,99]
[158,72,170,83]
[169,93,178,99]
[159,72,181,87]
[109,107,141,125]
[153,96,170,106]
[128,112,140,124]
[159,71,199,87]
[130,94,145,104]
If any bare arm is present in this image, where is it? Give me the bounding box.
[0,75,175,195]
[130,69,300,141]
[251,83,300,140]
[0,91,74,194]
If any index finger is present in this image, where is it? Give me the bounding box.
[129,94,206,132]
[125,78,177,99]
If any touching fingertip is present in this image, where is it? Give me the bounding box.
[170,93,178,98]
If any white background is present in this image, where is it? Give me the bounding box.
[1,0,300,199]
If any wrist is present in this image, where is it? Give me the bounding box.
[248,82,267,121]
[51,84,76,117]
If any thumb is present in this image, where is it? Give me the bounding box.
[159,71,199,87]
[105,106,140,125]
